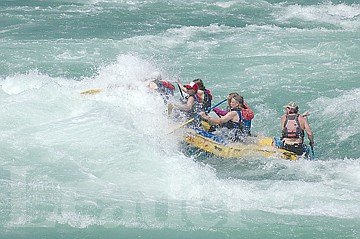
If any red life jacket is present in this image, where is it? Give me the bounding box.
[242,109,254,120]
[160,81,175,91]
[242,102,254,120]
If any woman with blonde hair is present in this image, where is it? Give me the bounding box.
[212,92,254,135]
[199,94,249,142]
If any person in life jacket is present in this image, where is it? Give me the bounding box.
[280,102,314,155]
[193,79,212,111]
[212,92,254,135]
[173,82,202,119]
[178,79,212,111]
[148,72,175,102]
[199,94,249,142]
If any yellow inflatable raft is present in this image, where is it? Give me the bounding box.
[183,128,298,161]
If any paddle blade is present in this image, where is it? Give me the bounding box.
[168,118,194,134]
[310,146,315,160]
[80,89,102,95]
[167,103,174,116]
[302,111,310,117]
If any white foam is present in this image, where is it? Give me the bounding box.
[214,1,238,8]
[275,2,360,30]
[0,70,70,95]
[312,88,360,142]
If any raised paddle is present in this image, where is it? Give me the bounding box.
[302,111,315,160]
[176,82,184,99]
[169,98,227,134]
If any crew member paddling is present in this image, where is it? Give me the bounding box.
[173,82,202,119]
[147,72,175,102]
[177,79,212,111]
[281,102,314,155]
[213,92,254,135]
[199,94,249,142]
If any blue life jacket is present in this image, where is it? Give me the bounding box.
[224,109,251,136]
[224,109,242,129]
[221,109,249,142]
[243,119,251,135]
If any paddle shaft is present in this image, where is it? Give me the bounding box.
[303,114,315,160]
[177,83,184,99]
[205,99,227,114]
[169,98,227,134]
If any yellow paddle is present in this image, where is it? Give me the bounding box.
[80,89,102,95]
[168,99,226,134]
[168,118,195,134]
